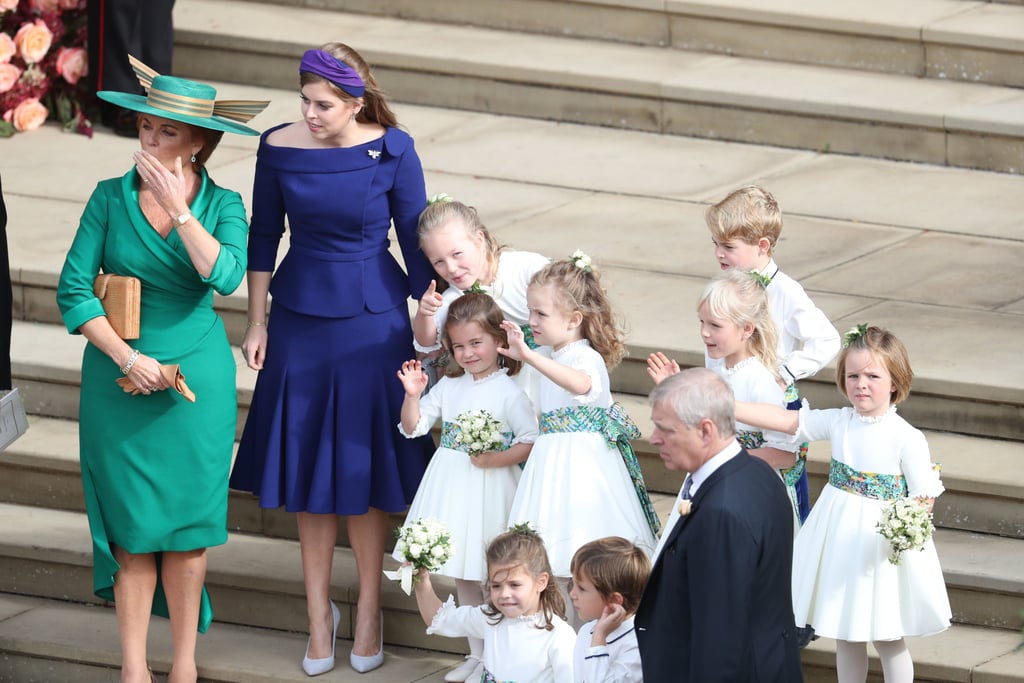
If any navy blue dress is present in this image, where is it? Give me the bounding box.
[230,124,434,514]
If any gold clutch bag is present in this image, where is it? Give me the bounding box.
[93,274,141,339]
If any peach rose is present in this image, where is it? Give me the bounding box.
[15,20,54,64]
[0,63,22,94]
[0,33,15,65]
[0,0,19,11]
[56,46,87,85]
[30,0,61,11]
[6,97,49,132]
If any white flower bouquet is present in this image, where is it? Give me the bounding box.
[876,497,935,566]
[454,409,506,457]
[384,518,455,595]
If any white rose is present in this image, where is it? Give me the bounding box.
[408,543,423,559]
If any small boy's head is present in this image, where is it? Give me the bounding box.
[569,537,651,622]
[705,186,782,271]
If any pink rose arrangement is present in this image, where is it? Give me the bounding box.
[1,0,91,137]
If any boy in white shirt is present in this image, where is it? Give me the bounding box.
[705,185,840,521]
[569,537,650,683]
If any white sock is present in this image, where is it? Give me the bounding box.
[836,640,868,683]
[874,638,913,683]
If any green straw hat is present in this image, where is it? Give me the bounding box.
[97,56,268,136]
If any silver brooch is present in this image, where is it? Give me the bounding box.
[367,149,381,159]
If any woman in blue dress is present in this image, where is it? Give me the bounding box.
[229,43,434,676]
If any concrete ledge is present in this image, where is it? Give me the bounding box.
[173,0,1024,173]
[239,0,1024,88]
[801,623,1024,683]
[0,594,462,683]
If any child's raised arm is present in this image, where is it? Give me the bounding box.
[735,401,800,435]
[412,568,443,627]
[498,320,592,396]
[397,360,430,433]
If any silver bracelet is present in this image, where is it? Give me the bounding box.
[120,349,140,375]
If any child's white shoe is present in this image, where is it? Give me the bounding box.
[444,655,481,682]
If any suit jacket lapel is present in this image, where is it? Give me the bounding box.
[654,452,749,562]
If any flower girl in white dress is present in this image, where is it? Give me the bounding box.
[500,255,660,611]
[412,527,576,683]
[397,292,538,681]
[736,325,951,683]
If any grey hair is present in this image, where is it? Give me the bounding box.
[648,368,736,436]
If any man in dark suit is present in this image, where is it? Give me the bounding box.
[636,368,802,682]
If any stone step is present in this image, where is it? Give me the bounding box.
[0,502,1020,636]
[801,622,1024,683]
[0,593,460,683]
[172,0,1024,173]
[241,0,1024,88]
[6,412,1022,543]
[2,594,1021,683]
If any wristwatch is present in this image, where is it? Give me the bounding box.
[175,212,192,226]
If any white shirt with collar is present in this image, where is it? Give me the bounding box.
[573,614,642,683]
[757,258,841,384]
[652,439,741,560]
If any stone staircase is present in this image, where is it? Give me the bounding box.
[173,0,1024,173]
[1,0,1023,681]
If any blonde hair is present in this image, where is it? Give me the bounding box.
[483,529,566,628]
[705,185,782,253]
[836,326,913,404]
[529,258,626,369]
[417,200,505,283]
[570,537,650,615]
[443,292,522,377]
[698,270,781,383]
[300,43,398,128]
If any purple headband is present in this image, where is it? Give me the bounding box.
[299,49,366,97]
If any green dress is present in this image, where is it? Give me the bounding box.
[56,168,247,632]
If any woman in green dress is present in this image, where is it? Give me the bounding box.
[56,60,267,683]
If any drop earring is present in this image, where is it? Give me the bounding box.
[190,154,197,164]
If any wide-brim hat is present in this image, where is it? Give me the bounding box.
[97,56,268,136]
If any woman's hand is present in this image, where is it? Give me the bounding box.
[134,150,190,218]
[127,352,168,395]
[397,360,428,397]
[646,351,680,385]
[241,325,268,371]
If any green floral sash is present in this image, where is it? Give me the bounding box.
[738,430,806,514]
[539,403,661,536]
[829,459,908,500]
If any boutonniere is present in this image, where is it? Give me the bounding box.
[677,500,694,517]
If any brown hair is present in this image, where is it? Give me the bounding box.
[191,125,224,169]
[300,42,398,128]
[697,269,782,384]
[529,258,626,369]
[417,199,505,285]
[442,292,522,377]
[570,536,651,615]
[483,529,566,628]
[835,326,913,404]
[705,185,782,253]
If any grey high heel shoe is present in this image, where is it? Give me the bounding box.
[302,601,340,676]
[349,611,384,673]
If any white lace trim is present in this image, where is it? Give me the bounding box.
[470,367,510,384]
[425,595,458,635]
[721,355,759,376]
[551,338,590,358]
[855,405,897,423]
